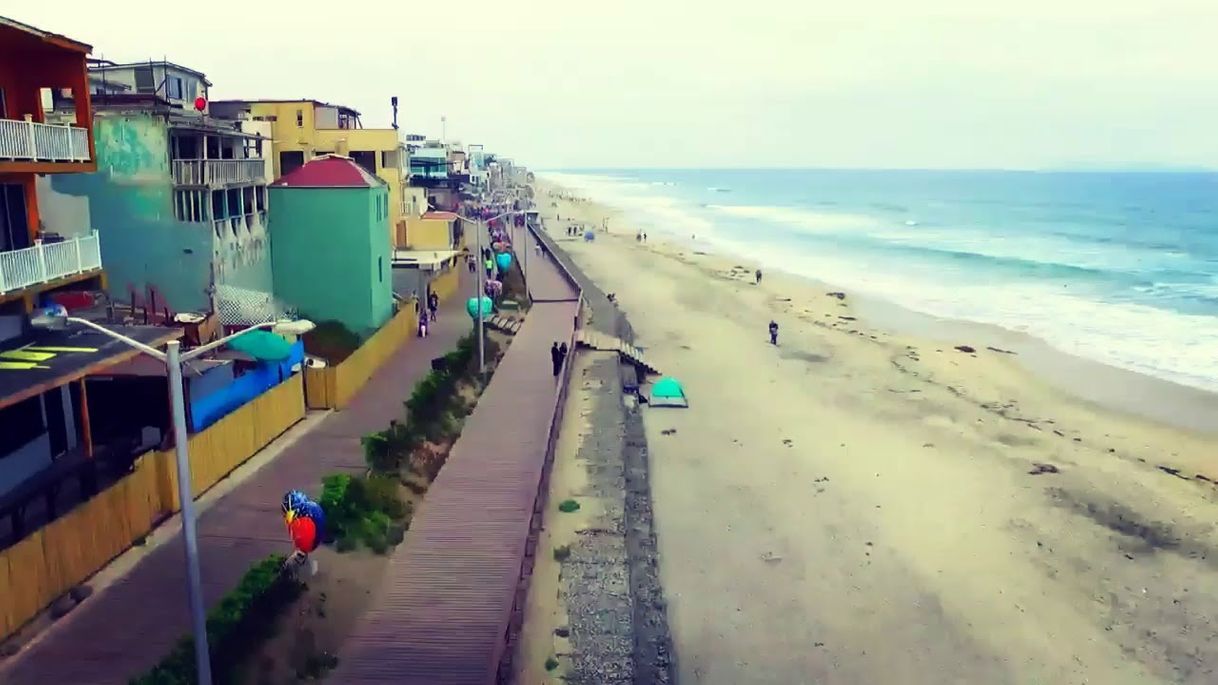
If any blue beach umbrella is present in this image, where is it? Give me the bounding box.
[466,296,493,320]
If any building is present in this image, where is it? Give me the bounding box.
[0,16,105,315]
[268,155,393,337]
[210,99,409,245]
[40,61,271,316]
[86,59,208,108]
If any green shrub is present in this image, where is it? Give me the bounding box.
[318,473,408,553]
[130,556,304,685]
[301,320,361,364]
[558,499,581,513]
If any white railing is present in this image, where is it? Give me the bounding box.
[0,231,103,294]
[0,118,91,162]
[172,159,265,186]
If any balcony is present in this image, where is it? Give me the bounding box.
[0,118,92,163]
[172,159,265,187]
[0,231,103,295]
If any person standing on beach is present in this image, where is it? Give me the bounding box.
[755,269,763,284]
[551,342,562,377]
[769,320,779,345]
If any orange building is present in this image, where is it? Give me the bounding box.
[0,16,100,310]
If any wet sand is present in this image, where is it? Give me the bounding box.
[538,179,1218,684]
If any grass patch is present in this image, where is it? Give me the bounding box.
[553,545,571,562]
[557,499,581,513]
[131,556,304,684]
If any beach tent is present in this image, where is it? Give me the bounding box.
[648,377,688,408]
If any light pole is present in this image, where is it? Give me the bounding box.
[30,314,313,685]
[432,202,526,377]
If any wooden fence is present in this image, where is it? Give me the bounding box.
[304,305,419,410]
[0,373,305,639]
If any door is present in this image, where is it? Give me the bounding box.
[0,184,31,252]
[279,150,305,177]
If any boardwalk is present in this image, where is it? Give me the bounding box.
[330,222,581,684]
[0,281,470,685]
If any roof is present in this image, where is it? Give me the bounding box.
[0,325,181,411]
[392,250,460,268]
[209,98,361,116]
[422,211,459,221]
[89,60,213,87]
[0,15,91,53]
[270,154,385,188]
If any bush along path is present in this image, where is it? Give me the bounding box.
[129,556,305,685]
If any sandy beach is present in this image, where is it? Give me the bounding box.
[531,178,1218,684]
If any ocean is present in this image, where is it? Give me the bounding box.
[541,169,1218,393]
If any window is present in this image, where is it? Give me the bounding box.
[255,186,266,212]
[280,150,305,176]
[167,76,183,100]
[381,149,400,170]
[378,257,384,283]
[296,109,304,127]
[0,395,45,457]
[351,151,377,175]
[134,66,154,93]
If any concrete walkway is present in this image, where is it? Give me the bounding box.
[329,223,581,684]
[0,279,470,685]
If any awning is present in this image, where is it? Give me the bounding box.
[392,250,460,269]
[0,325,181,410]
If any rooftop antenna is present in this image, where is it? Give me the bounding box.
[391,96,399,130]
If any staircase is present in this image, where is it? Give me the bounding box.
[485,315,522,335]
[574,329,660,375]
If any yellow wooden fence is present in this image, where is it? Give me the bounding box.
[304,305,419,410]
[0,374,305,639]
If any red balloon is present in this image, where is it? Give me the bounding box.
[194,96,207,112]
[288,516,319,553]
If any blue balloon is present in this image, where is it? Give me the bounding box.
[466,296,493,319]
[495,252,512,271]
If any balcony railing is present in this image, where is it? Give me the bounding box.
[0,231,103,295]
[172,159,266,186]
[0,118,92,163]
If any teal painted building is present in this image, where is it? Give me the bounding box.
[268,155,393,337]
[41,104,272,314]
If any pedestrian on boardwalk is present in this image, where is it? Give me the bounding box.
[558,342,569,369]
[428,291,439,321]
[551,342,562,377]
[418,310,429,338]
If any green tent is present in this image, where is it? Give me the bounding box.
[649,377,688,408]
[227,330,293,361]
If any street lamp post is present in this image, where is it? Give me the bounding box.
[30,315,313,685]
[433,201,526,377]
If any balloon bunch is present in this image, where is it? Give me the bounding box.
[282,489,326,573]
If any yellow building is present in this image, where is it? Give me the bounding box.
[210,99,408,243]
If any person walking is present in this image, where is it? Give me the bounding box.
[428,291,439,321]
[768,320,779,345]
[755,269,763,284]
[551,342,562,377]
[558,342,569,371]
[418,309,429,338]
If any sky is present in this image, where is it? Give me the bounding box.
[14,0,1218,170]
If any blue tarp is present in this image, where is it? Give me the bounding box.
[189,341,304,432]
